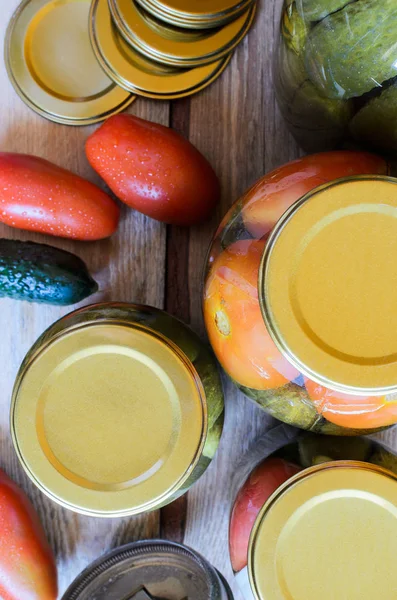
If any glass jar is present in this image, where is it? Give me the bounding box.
[62,540,233,600]
[203,151,397,435]
[229,425,397,600]
[11,303,224,517]
[274,0,397,154]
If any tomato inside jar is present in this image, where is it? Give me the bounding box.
[229,429,397,600]
[203,151,397,434]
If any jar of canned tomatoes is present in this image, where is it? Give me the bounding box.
[203,151,397,434]
[229,425,397,600]
[274,0,397,154]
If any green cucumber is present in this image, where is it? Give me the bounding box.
[0,239,98,305]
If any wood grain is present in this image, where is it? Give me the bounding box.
[0,1,396,599]
[0,2,168,594]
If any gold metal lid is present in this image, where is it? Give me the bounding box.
[135,0,253,29]
[249,462,397,600]
[109,0,255,67]
[90,0,232,99]
[5,0,135,126]
[260,176,397,396]
[11,323,206,517]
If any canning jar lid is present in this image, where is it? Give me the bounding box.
[260,176,397,396]
[135,0,253,29]
[249,461,397,600]
[90,0,232,99]
[61,540,233,599]
[11,322,206,517]
[5,0,135,125]
[109,0,255,67]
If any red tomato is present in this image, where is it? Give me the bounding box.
[304,377,397,430]
[204,239,299,389]
[241,151,389,238]
[0,469,57,599]
[0,153,119,240]
[85,114,220,226]
[229,458,301,572]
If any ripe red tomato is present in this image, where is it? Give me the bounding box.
[241,151,389,238]
[229,458,301,572]
[0,468,57,599]
[304,377,397,430]
[204,239,299,389]
[85,114,220,226]
[0,153,120,240]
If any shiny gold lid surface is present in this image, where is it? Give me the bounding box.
[135,0,253,29]
[109,0,255,67]
[137,0,252,20]
[249,462,397,600]
[12,323,205,516]
[90,0,231,99]
[260,177,397,396]
[5,0,135,125]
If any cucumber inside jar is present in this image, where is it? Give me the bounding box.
[275,0,397,153]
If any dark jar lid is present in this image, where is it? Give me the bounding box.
[62,540,233,600]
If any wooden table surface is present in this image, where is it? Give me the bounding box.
[1,1,396,598]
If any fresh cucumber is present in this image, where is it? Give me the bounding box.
[0,239,98,305]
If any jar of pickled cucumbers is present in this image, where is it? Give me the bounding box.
[229,425,397,600]
[11,302,224,517]
[274,0,397,154]
[203,150,397,434]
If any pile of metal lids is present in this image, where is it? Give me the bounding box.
[5,0,256,126]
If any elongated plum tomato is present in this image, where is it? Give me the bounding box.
[85,114,220,226]
[203,239,299,389]
[0,153,119,240]
[0,468,57,599]
[242,151,389,238]
[304,378,397,430]
[230,458,301,572]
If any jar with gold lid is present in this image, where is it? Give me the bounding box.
[203,150,397,434]
[61,539,233,599]
[11,303,224,517]
[229,424,397,600]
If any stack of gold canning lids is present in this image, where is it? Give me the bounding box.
[135,0,254,29]
[107,0,256,67]
[90,0,256,98]
[5,0,256,124]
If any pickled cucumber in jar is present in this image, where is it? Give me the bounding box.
[274,0,397,153]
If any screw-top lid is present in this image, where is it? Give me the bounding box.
[260,176,397,395]
[135,0,253,29]
[61,540,233,599]
[12,323,206,516]
[5,0,134,125]
[249,462,397,600]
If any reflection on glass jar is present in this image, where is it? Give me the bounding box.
[11,303,224,517]
[274,0,397,154]
[61,539,233,600]
[203,151,397,435]
[229,425,397,600]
